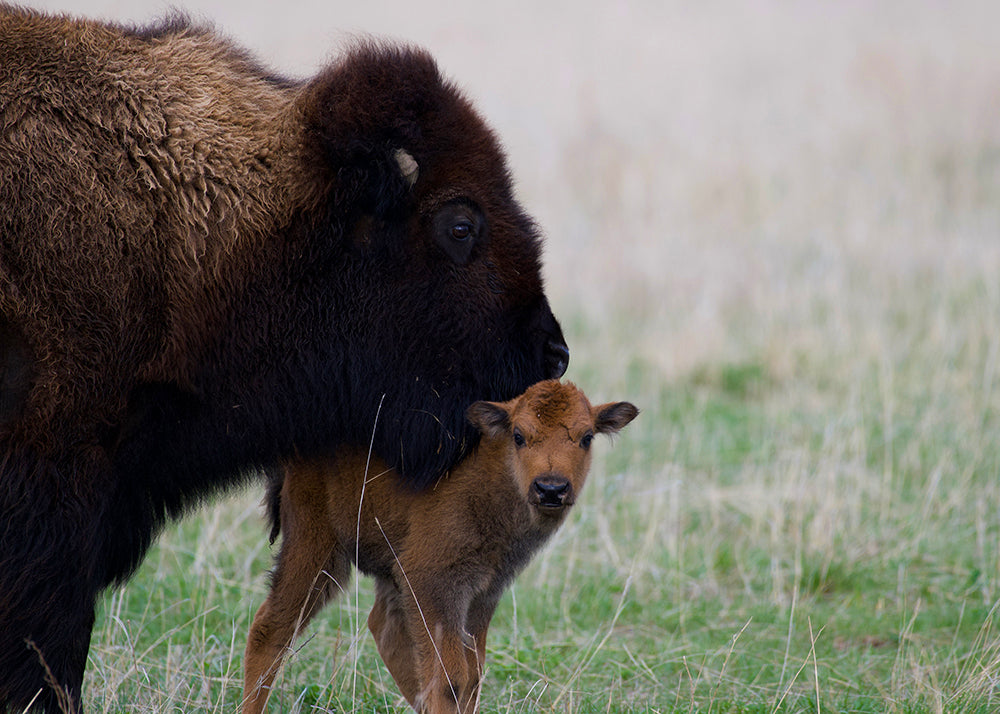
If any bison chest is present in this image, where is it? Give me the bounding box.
[400,495,549,597]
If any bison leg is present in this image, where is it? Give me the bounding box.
[368,576,421,706]
[456,594,501,714]
[0,466,105,713]
[0,581,94,714]
[395,577,481,714]
[243,469,348,714]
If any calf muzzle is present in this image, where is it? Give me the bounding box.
[530,475,573,510]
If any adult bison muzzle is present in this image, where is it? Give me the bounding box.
[0,6,568,712]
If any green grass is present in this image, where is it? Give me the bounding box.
[73,2,1000,711]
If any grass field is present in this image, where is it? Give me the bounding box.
[45,0,1000,711]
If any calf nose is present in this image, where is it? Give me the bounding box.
[532,476,572,509]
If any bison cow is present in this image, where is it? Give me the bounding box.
[243,380,638,714]
[0,6,568,712]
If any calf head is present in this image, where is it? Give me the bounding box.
[467,380,638,522]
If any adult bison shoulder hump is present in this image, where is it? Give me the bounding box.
[0,7,567,712]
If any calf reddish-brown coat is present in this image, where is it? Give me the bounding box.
[0,6,568,710]
[243,381,638,714]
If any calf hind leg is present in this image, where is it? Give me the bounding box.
[243,470,350,714]
[243,537,348,713]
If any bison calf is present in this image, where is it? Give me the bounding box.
[243,380,637,713]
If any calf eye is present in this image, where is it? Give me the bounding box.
[580,432,594,450]
[513,428,526,448]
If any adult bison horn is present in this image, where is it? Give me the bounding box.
[394,149,419,186]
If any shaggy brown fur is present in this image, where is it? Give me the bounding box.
[0,6,568,711]
[243,381,638,714]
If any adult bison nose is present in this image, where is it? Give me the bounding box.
[532,296,569,378]
[546,338,570,379]
[531,475,573,510]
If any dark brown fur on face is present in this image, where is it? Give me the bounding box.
[243,381,638,714]
[0,6,568,710]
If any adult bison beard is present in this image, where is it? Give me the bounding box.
[354,296,569,490]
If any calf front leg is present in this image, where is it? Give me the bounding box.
[401,580,480,714]
[457,594,501,714]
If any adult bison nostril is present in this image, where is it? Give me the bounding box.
[532,477,571,509]
[545,339,570,379]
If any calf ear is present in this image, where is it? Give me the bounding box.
[593,402,639,435]
[466,401,510,438]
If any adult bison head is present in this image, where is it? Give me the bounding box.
[288,44,569,485]
[148,42,569,491]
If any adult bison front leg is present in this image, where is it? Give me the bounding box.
[0,448,112,713]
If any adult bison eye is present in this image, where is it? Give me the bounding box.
[432,200,487,264]
[451,222,473,241]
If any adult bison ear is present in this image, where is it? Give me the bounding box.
[297,43,439,215]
